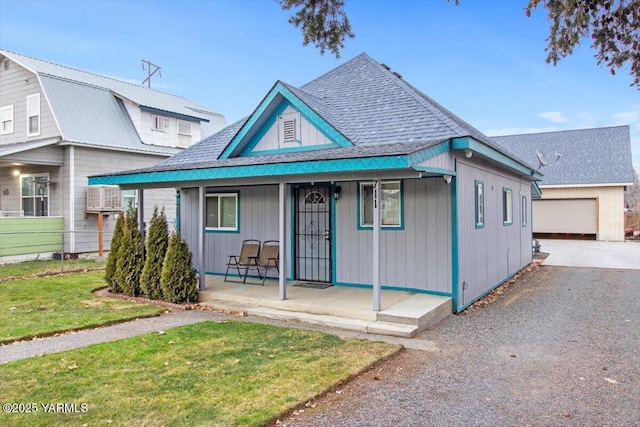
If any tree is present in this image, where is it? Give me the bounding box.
[105,212,125,293]
[526,0,640,87]
[280,0,640,87]
[160,231,199,303]
[624,168,640,210]
[140,206,169,300]
[114,207,144,296]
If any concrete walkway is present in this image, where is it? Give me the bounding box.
[0,309,439,364]
[539,239,640,270]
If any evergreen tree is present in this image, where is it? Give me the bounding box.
[161,231,198,303]
[114,207,144,296]
[105,212,125,293]
[140,206,169,299]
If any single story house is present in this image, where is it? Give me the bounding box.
[494,126,634,241]
[0,50,227,258]
[91,53,541,312]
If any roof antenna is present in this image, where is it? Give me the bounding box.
[534,149,561,174]
[141,60,161,88]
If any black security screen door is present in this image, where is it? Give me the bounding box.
[294,185,332,282]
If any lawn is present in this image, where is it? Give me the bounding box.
[0,258,104,280]
[0,271,164,343]
[0,321,400,427]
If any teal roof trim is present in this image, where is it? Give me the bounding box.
[451,137,541,179]
[89,155,409,186]
[239,99,342,157]
[533,181,542,198]
[220,82,352,159]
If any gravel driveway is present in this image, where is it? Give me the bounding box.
[280,265,640,426]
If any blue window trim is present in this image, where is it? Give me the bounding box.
[204,190,240,233]
[502,187,513,226]
[522,195,527,227]
[356,180,404,231]
[474,179,484,229]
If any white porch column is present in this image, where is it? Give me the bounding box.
[278,181,287,300]
[373,179,381,311]
[197,185,206,291]
[69,146,75,253]
[137,189,145,257]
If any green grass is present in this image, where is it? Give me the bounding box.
[0,271,164,343]
[0,321,400,427]
[0,259,105,280]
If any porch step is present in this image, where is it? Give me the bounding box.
[377,294,452,330]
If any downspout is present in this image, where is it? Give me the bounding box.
[69,145,75,253]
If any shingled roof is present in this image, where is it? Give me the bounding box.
[492,126,634,186]
[154,52,529,172]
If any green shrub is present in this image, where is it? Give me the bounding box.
[105,212,125,293]
[140,206,169,300]
[114,207,144,296]
[161,231,198,303]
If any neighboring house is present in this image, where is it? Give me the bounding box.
[493,126,634,241]
[91,53,541,312]
[0,50,227,258]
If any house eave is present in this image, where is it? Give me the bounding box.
[540,182,633,189]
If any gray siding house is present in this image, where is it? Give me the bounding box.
[494,126,634,241]
[0,50,226,257]
[91,53,540,312]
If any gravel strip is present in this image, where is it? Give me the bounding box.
[280,266,640,427]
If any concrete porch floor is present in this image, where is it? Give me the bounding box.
[198,275,452,337]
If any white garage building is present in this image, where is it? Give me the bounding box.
[493,126,634,241]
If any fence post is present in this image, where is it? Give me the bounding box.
[61,231,65,269]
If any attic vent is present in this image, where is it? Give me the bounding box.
[2,60,8,70]
[278,111,301,145]
[392,71,403,79]
[381,63,391,71]
[283,118,296,142]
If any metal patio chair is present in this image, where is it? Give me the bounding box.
[224,239,261,282]
[244,240,279,285]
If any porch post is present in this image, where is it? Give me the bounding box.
[197,185,206,291]
[373,179,381,311]
[278,181,286,300]
[137,189,145,257]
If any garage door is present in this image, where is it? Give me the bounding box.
[533,198,597,234]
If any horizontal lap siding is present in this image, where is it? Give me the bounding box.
[456,160,532,309]
[335,178,451,293]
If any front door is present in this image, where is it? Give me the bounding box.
[294,185,332,282]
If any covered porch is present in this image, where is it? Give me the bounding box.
[199,275,452,337]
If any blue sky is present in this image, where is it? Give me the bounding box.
[1,0,638,168]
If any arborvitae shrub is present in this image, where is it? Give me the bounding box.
[114,207,144,296]
[161,231,198,303]
[105,212,125,293]
[140,206,169,300]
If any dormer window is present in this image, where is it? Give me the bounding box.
[278,111,301,145]
[177,119,192,136]
[151,114,169,132]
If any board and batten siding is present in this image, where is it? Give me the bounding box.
[251,105,332,152]
[455,160,533,310]
[335,178,452,293]
[0,59,60,144]
[69,146,176,252]
[183,185,282,278]
[537,186,625,241]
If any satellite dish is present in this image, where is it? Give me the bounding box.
[536,149,549,166]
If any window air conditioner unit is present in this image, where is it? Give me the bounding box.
[87,186,123,211]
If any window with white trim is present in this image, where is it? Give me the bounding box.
[26,94,40,136]
[503,187,513,225]
[122,190,138,212]
[177,119,192,136]
[206,193,238,231]
[522,196,527,227]
[1,105,13,135]
[151,114,169,132]
[21,173,49,216]
[359,181,402,228]
[475,180,484,228]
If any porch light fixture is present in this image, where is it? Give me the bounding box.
[333,185,342,200]
[12,169,20,177]
[443,175,452,185]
